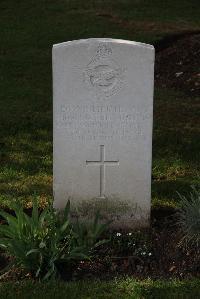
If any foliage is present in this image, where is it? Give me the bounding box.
[176,186,200,247]
[72,211,109,251]
[0,198,108,280]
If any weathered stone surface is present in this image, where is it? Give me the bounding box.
[53,38,154,229]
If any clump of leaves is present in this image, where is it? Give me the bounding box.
[176,186,200,248]
[0,198,109,280]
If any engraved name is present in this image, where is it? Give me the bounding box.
[56,104,151,141]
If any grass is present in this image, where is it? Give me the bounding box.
[0,278,200,299]
[152,89,200,207]
[0,0,200,209]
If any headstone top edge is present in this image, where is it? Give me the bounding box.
[52,38,154,51]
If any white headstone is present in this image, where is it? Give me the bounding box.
[53,38,154,229]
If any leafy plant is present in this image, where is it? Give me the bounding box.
[176,186,200,247]
[72,211,110,251]
[0,198,109,280]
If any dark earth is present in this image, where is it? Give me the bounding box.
[0,33,199,282]
[76,210,200,281]
[155,33,200,97]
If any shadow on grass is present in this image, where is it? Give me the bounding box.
[152,178,198,206]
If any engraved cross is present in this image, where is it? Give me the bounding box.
[86,145,119,198]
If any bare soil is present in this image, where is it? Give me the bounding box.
[155,33,200,97]
[75,209,200,280]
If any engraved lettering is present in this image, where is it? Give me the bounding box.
[57,104,150,141]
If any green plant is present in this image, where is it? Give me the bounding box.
[176,186,200,247]
[0,198,109,280]
[72,211,110,251]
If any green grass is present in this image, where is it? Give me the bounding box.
[152,89,200,207]
[0,0,200,208]
[0,278,200,299]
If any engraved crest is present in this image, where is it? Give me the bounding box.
[84,44,124,99]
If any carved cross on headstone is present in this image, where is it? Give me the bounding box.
[86,145,119,198]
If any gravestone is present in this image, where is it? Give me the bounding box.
[53,38,154,229]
